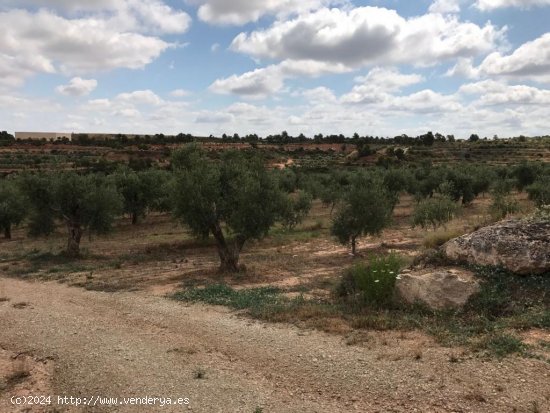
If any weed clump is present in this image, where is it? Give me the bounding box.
[336,254,403,308]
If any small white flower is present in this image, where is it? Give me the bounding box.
[374,280,380,283]
[389,271,395,274]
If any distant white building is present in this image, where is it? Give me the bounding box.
[15,132,72,141]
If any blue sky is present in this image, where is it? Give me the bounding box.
[1,0,549,138]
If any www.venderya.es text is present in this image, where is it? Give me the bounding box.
[11,395,190,407]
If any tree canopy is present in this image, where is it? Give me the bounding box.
[331,174,394,255]
[172,145,284,272]
[21,172,122,256]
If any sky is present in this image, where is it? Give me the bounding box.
[0,0,549,139]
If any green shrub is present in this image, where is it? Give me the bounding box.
[527,179,550,208]
[489,193,520,221]
[412,196,459,230]
[279,190,313,230]
[337,254,402,308]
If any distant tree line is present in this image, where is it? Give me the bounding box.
[6,129,550,149]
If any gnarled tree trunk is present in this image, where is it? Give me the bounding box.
[211,223,246,273]
[131,212,139,225]
[351,235,357,256]
[66,221,82,257]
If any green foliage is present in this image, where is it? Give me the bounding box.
[331,174,394,254]
[172,145,284,271]
[466,265,550,325]
[357,143,374,157]
[336,254,402,308]
[274,168,298,193]
[527,179,550,208]
[279,190,313,230]
[382,168,411,194]
[316,170,353,213]
[412,196,459,230]
[444,170,475,205]
[21,172,122,255]
[489,192,520,221]
[513,162,541,191]
[112,167,171,224]
[0,178,27,238]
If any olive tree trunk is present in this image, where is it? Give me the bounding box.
[211,223,246,273]
[66,221,82,257]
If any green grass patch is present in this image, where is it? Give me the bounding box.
[475,333,526,358]
[173,284,282,310]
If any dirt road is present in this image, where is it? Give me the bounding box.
[0,278,548,412]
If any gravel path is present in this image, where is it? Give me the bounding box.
[0,278,548,412]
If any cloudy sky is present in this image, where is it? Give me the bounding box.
[1,0,549,138]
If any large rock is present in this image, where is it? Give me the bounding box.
[443,219,550,275]
[396,268,480,310]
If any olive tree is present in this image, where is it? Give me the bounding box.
[280,190,313,230]
[0,178,26,239]
[331,174,394,255]
[22,172,122,257]
[412,196,460,230]
[171,145,284,272]
[112,167,171,224]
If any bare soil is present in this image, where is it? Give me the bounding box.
[1,278,549,413]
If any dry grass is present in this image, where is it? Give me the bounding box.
[423,228,466,248]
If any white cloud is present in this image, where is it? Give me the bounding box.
[302,87,337,103]
[355,68,425,92]
[56,77,98,96]
[6,0,120,11]
[211,43,220,52]
[0,9,171,88]
[429,0,461,14]
[116,90,163,105]
[231,7,504,68]
[209,66,285,97]
[195,111,234,123]
[475,33,550,83]
[386,90,462,114]
[475,0,550,11]
[446,58,479,78]
[114,107,141,118]
[170,89,190,97]
[459,80,550,105]
[4,0,191,34]
[209,59,350,97]
[341,68,424,104]
[191,0,342,25]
